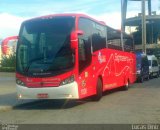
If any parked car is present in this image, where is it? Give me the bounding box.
[147,55,159,78]
[136,52,149,83]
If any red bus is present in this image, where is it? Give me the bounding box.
[1,36,18,55]
[16,14,136,101]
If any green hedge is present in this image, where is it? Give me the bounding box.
[0,67,15,72]
[0,54,16,72]
[1,54,16,67]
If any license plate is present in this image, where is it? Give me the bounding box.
[37,93,48,99]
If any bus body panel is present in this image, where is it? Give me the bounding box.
[16,69,76,88]
[16,13,136,100]
[17,82,79,99]
[73,48,136,99]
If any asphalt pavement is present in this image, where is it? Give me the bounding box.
[0,72,160,125]
[0,72,36,112]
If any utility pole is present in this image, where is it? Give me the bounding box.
[121,0,124,51]
[142,0,146,54]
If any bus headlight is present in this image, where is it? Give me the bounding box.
[16,78,25,86]
[60,75,75,86]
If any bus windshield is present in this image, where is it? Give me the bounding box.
[16,16,75,76]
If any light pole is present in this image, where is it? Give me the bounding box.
[121,0,124,51]
[142,0,146,54]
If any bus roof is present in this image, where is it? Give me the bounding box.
[23,13,106,26]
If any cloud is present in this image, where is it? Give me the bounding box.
[91,10,143,29]
[91,12,121,29]
[0,13,29,38]
[0,0,120,17]
[0,10,144,39]
[0,12,121,39]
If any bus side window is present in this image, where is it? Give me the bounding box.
[78,39,86,61]
[107,27,122,50]
[78,17,92,72]
[92,23,106,52]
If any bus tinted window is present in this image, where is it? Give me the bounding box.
[107,26,134,52]
[78,18,92,71]
[92,22,106,52]
[107,27,122,50]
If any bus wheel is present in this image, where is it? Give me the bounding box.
[92,78,103,101]
[123,79,129,91]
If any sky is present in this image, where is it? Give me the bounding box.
[0,0,160,39]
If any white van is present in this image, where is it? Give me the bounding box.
[147,55,159,78]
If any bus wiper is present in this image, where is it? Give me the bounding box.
[24,57,44,73]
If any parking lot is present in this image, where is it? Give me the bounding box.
[0,72,160,124]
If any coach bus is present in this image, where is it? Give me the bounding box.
[1,36,18,56]
[16,14,136,101]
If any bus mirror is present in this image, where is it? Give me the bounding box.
[76,30,84,35]
[70,31,78,49]
[70,30,83,49]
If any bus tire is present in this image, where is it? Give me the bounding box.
[92,78,103,101]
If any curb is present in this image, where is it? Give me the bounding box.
[0,106,13,112]
[0,100,40,112]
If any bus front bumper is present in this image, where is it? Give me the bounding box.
[16,81,79,99]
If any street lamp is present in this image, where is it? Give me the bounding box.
[141,0,146,54]
[121,0,124,51]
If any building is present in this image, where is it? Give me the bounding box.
[122,0,160,62]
